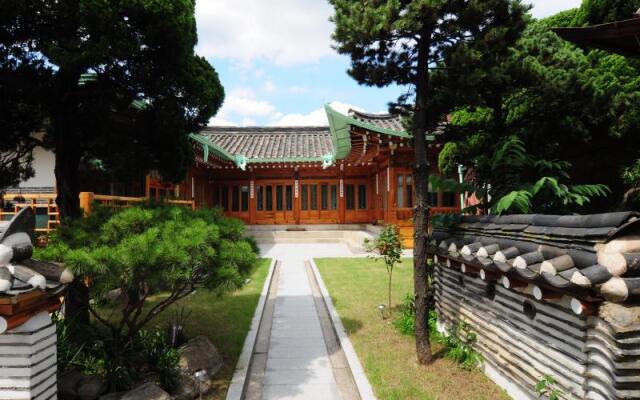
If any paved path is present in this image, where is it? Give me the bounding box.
[262,258,341,400]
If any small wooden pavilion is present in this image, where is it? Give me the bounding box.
[173,105,460,247]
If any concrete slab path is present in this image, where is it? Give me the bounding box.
[262,258,341,400]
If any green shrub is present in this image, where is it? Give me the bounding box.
[38,204,257,346]
[393,293,416,336]
[39,203,258,391]
[137,329,180,392]
[55,310,180,392]
[535,374,564,400]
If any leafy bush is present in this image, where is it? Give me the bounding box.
[38,203,258,346]
[439,321,483,370]
[137,329,180,392]
[425,310,483,370]
[393,293,416,336]
[536,374,564,400]
[430,136,610,215]
[56,316,180,392]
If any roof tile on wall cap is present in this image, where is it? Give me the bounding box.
[0,207,73,296]
[430,212,640,304]
[200,126,333,160]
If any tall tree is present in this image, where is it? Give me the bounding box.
[439,6,640,212]
[330,0,527,364]
[6,0,223,219]
[0,1,49,190]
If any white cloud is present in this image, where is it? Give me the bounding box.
[219,88,276,117]
[195,0,335,66]
[241,117,257,126]
[529,0,582,18]
[269,101,363,126]
[208,116,237,126]
[263,81,277,93]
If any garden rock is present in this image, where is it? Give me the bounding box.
[77,376,108,400]
[173,336,223,400]
[58,370,84,399]
[120,383,170,400]
[98,393,125,400]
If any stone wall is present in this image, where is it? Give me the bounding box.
[435,265,640,400]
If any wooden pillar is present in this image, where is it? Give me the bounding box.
[248,170,256,225]
[144,175,151,199]
[388,165,397,224]
[339,163,346,224]
[79,192,94,216]
[294,169,300,225]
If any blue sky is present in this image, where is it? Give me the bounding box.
[196,0,582,126]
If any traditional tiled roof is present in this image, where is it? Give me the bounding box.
[199,127,333,161]
[429,212,640,305]
[348,109,405,132]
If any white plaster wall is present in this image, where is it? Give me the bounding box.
[17,146,55,189]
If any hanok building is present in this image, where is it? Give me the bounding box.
[180,105,460,247]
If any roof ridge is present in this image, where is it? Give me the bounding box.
[349,109,400,120]
[203,126,329,131]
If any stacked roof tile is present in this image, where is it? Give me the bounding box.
[200,127,333,161]
[429,212,640,304]
[0,208,72,296]
[348,109,405,132]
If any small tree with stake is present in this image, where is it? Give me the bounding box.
[364,225,403,318]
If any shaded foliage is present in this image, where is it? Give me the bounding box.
[2,0,224,218]
[439,4,640,212]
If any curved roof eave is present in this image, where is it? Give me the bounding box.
[324,103,411,161]
[189,133,235,162]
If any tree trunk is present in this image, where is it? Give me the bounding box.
[52,67,83,221]
[413,30,433,365]
[54,135,82,220]
[51,67,88,330]
[388,267,393,311]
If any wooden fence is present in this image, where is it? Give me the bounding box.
[1,192,196,234]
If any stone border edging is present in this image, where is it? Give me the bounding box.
[226,258,277,400]
[309,259,377,400]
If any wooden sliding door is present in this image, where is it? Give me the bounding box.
[213,182,250,223]
[255,181,295,224]
[299,180,339,224]
[344,179,370,223]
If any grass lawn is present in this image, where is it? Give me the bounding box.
[145,258,271,399]
[315,258,509,400]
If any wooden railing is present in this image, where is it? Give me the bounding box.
[80,193,195,215]
[1,192,196,235]
[395,206,461,249]
[396,206,460,221]
[0,194,59,234]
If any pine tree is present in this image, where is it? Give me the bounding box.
[330,0,527,364]
[2,0,224,219]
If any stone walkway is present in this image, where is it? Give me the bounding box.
[263,259,341,400]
